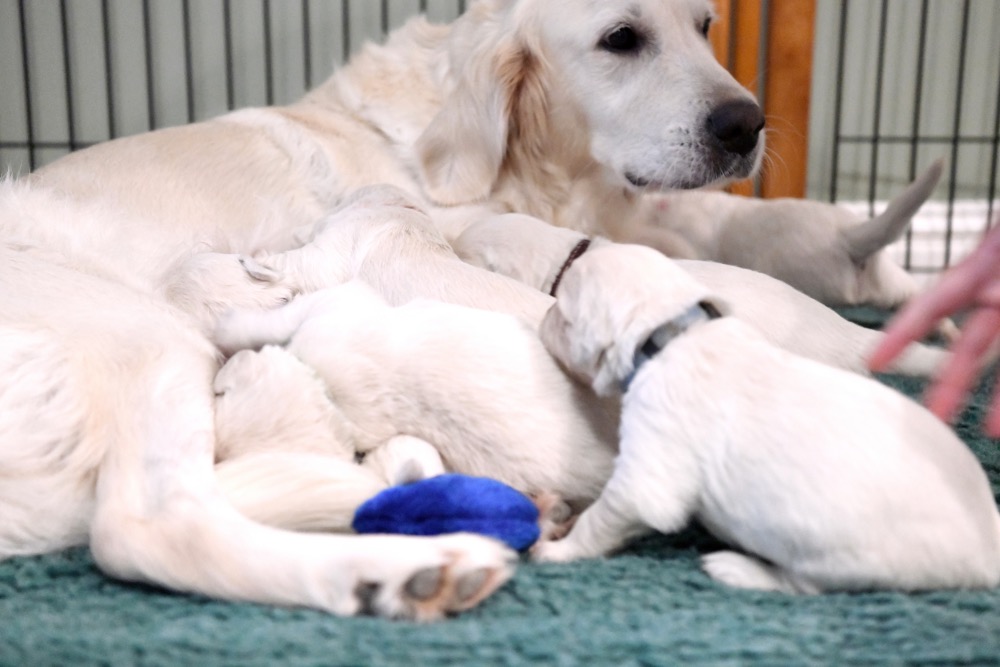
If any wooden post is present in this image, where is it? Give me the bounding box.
[711,0,816,199]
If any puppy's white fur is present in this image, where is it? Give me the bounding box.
[1,0,762,617]
[213,347,438,531]
[534,243,1000,593]
[633,160,944,309]
[215,280,619,511]
[453,214,947,376]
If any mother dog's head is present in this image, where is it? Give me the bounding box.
[417,0,765,205]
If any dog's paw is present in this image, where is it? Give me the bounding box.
[165,252,298,331]
[530,537,584,563]
[700,551,806,594]
[532,492,576,542]
[234,255,298,309]
[347,533,516,620]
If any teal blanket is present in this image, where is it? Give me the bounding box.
[2,349,999,666]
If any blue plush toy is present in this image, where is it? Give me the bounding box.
[352,473,541,551]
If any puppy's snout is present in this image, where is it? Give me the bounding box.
[706,99,765,157]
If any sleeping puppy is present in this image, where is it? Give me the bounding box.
[212,345,446,533]
[214,280,619,512]
[213,345,572,541]
[453,214,946,377]
[532,243,1000,593]
[632,160,945,311]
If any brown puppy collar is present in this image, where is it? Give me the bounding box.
[550,238,592,296]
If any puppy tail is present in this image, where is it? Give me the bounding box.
[844,158,944,264]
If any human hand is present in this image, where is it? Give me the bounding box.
[869,221,1000,436]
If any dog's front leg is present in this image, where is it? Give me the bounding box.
[531,471,648,562]
[532,422,700,563]
[86,326,513,618]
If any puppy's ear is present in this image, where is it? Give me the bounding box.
[416,13,545,205]
[542,273,622,396]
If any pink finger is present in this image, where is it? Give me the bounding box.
[986,373,1000,439]
[870,267,994,372]
[869,299,958,371]
[924,308,1000,422]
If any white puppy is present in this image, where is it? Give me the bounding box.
[453,214,946,376]
[633,159,944,309]
[214,281,619,511]
[212,346,447,533]
[533,243,1000,594]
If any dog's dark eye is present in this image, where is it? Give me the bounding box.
[699,16,712,38]
[600,26,642,54]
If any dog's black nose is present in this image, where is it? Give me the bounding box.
[707,100,765,156]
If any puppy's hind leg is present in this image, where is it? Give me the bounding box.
[215,452,386,532]
[700,551,816,594]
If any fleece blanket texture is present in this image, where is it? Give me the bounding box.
[2,314,999,667]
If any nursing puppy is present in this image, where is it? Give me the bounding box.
[214,281,619,511]
[533,243,1000,593]
[211,185,567,528]
[453,214,946,376]
[633,160,944,310]
[213,346,445,533]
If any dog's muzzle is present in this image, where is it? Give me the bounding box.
[621,300,722,392]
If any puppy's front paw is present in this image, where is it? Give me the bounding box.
[532,492,575,542]
[236,255,298,309]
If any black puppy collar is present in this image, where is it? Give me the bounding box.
[621,300,722,392]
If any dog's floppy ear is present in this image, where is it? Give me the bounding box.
[541,261,628,397]
[416,8,546,205]
[844,158,943,264]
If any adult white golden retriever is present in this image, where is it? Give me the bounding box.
[0,0,762,618]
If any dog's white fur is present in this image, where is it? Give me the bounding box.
[453,214,947,376]
[1,0,764,617]
[213,346,442,531]
[631,160,944,309]
[0,182,526,620]
[533,243,1000,593]
[214,279,619,511]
